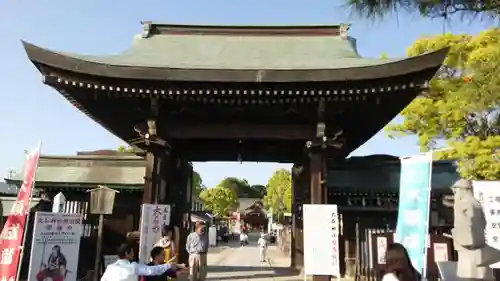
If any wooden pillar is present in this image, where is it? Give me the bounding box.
[292,160,310,271]
[158,155,190,264]
[310,152,330,281]
[174,159,191,264]
[142,152,158,204]
[291,164,299,269]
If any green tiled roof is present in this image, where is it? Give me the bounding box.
[22,23,448,83]
[1,197,41,216]
[28,23,395,70]
[62,32,392,70]
[5,154,146,186]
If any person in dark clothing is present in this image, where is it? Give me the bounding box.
[140,247,184,281]
[36,245,67,281]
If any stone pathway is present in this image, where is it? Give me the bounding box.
[205,233,299,281]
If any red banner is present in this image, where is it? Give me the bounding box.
[0,145,41,281]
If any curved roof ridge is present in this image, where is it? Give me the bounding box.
[140,21,351,37]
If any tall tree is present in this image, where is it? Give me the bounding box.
[386,29,500,180]
[346,0,500,20]
[199,185,238,217]
[192,171,205,196]
[217,177,262,198]
[263,169,292,217]
[250,184,267,197]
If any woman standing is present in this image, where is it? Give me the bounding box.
[382,243,422,281]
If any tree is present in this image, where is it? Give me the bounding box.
[250,184,267,197]
[116,145,135,153]
[263,169,292,217]
[386,29,500,180]
[346,0,500,20]
[192,171,205,196]
[199,185,238,217]
[217,177,263,198]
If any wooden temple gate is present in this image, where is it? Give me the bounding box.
[23,22,448,281]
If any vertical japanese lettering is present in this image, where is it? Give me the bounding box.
[0,248,14,265]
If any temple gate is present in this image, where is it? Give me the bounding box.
[23,22,448,281]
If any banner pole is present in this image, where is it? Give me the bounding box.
[15,141,42,281]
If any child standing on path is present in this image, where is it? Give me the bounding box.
[257,233,268,262]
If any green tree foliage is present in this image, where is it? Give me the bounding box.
[250,184,267,197]
[192,171,204,196]
[217,177,263,198]
[346,0,500,20]
[386,29,500,180]
[263,169,292,217]
[116,146,135,153]
[199,184,238,217]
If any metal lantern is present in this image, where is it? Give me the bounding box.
[87,185,119,215]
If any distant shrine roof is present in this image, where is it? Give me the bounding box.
[22,22,448,82]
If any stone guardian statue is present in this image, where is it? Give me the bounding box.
[451,179,500,281]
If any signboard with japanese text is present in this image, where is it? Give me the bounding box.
[0,145,41,281]
[377,237,388,264]
[433,243,449,262]
[27,212,83,281]
[473,181,500,268]
[138,204,171,263]
[395,153,433,275]
[303,204,340,277]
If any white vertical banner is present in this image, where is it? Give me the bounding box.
[27,212,83,281]
[138,204,171,263]
[473,181,500,268]
[303,204,340,277]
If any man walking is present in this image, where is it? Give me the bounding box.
[186,221,208,281]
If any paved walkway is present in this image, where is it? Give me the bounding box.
[205,233,299,281]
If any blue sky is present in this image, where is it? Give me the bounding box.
[0,0,495,188]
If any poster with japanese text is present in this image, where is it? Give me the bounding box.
[394,153,432,275]
[303,204,340,277]
[138,204,171,263]
[473,181,500,268]
[27,212,83,281]
[0,144,40,281]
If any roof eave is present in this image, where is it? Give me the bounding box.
[22,40,449,83]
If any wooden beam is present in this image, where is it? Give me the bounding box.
[166,123,315,140]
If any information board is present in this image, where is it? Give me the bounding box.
[303,204,340,277]
[473,181,500,268]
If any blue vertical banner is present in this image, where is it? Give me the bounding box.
[395,153,433,275]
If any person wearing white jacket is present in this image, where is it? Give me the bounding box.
[239,232,248,246]
[101,243,176,281]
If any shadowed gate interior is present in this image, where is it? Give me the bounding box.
[23,22,448,281]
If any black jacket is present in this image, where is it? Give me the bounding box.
[141,262,179,281]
